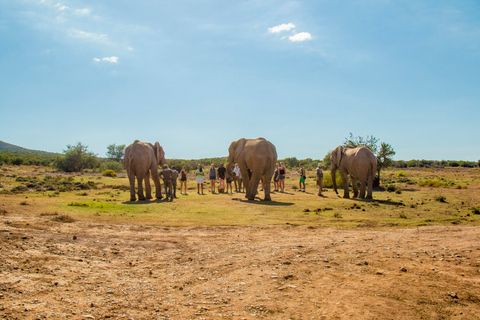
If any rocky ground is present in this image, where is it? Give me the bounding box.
[1,216,480,319]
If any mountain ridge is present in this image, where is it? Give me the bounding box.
[0,140,58,155]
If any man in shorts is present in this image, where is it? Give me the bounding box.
[299,163,306,192]
[217,163,226,193]
[316,163,324,196]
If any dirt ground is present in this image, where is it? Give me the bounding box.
[1,214,480,319]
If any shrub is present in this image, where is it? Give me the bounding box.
[52,214,75,223]
[102,169,118,177]
[322,171,343,189]
[471,206,480,215]
[100,160,124,173]
[418,180,448,188]
[399,213,408,219]
[435,195,447,203]
[386,184,397,192]
[396,171,406,177]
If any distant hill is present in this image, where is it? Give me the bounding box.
[0,140,57,155]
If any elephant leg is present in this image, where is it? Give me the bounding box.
[144,170,153,199]
[248,172,262,201]
[150,165,162,199]
[366,173,374,199]
[263,173,273,201]
[239,165,251,199]
[136,173,146,200]
[127,172,136,201]
[351,176,359,198]
[359,179,367,199]
[341,170,350,198]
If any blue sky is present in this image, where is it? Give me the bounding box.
[1,0,479,161]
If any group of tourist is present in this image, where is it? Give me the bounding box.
[192,163,244,195]
[158,162,325,199]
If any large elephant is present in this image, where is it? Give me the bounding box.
[331,145,377,199]
[226,138,277,201]
[124,140,166,201]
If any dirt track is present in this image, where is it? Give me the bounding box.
[1,217,480,319]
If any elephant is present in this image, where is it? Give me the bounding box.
[331,145,377,199]
[226,138,277,201]
[124,140,166,201]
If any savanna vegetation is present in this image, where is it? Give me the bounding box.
[2,158,480,318]
[1,164,479,227]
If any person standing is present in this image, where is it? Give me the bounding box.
[171,166,179,198]
[209,164,217,193]
[179,166,188,195]
[217,163,226,193]
[226,173,234,194]
[196,164,204,195]
[233,163,243,193]
[316,163,324,196]
[298,163,306,192]
[273,163,279,192]
[278,162,286,193]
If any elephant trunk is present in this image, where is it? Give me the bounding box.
[331,168,339,195]
[226,161,235,178]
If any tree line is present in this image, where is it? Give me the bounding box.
[1,138,478,175]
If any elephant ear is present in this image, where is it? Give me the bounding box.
[228,138,246,162]
[333,145,343,168]
[234,138,247,159]
[154,142,165,166]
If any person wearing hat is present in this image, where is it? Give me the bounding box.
[316,163,324,196]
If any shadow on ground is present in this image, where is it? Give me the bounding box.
[232,198,295,206]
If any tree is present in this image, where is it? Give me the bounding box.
[55,142,99,172]
[376,142,395,183]
[322,152,331,170]
[106,144,126,162]
[342,133,395,186]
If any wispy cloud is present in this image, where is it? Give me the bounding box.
[68,29,108,42]
[289,32,312,42]
[74,8,91,15]
[268,23,296,33]
[94,56,119,63]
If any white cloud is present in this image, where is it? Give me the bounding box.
[268,23,296,33]
[289,32,313,42]
[55,3,68,11]
[94,56,119,63]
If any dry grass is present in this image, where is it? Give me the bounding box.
[0,165,479,228]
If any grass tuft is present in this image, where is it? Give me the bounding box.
[52,214,76,223]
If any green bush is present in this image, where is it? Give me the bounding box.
[418,180,448,188]
[55,142,99,172]
[396,171,406,177]
[100,160,124,173]
[102,169,117,177]
[322,171,343,189]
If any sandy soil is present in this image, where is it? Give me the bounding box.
[1,214,480,320]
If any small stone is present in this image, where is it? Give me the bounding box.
[400,267,407,272]
[73,236,77,240]
[449,291,458,299]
